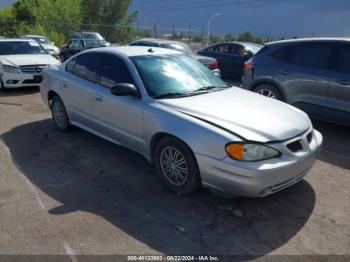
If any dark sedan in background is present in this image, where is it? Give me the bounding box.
[60,32,110,61]
[241,37,350,127]
[130,38,221,77]
[198,42,263,79]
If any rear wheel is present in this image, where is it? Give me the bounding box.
[51,95,71,131]
[253,84,282,100]
[155,137,201,195]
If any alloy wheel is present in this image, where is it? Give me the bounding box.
[160,146,189,186]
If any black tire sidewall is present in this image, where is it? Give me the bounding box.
[254,84,283,100]
[51,96,70,131]
[155,137,201,195]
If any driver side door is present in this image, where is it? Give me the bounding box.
[92,53,145,153]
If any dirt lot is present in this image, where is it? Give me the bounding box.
[0,88,349,260]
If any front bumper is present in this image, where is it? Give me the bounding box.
[196,129,323,197]
[1,72,43,88]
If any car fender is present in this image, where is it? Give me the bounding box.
[143,101,242,161]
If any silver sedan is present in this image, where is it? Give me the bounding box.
[40,46,323,197]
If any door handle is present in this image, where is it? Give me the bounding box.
[278,70,289,75]
[335,80,349,85]
[95,94,103,101]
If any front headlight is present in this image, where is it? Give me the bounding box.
[3,65,20,74]
[225,142,280,161]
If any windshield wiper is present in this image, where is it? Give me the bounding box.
[154,92,190,99]
[154,90,211,99]
[194,85,230,92]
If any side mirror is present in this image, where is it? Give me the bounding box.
[111,83,139,98]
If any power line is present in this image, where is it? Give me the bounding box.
[142,0,269,13]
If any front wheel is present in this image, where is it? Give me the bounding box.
[155,137,201,195]
[0,78,6,91]
[51,96,71,131]
[253,84,282,100]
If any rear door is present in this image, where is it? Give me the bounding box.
[272,42,332,118]
[327,42,350,125]
[62,52,101,126]
[92,53,144,152]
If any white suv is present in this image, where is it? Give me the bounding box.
[0,39,60,90]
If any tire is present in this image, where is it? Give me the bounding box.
[155,137,201,195]
[51,95,71,131]
[0,78,6,91]
[253,84,283,101]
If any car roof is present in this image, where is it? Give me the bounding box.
[267,37,350,46]
[132,38,186,45]
[22,35,46,38]
[82,46,182,57]
[0,38,36,42]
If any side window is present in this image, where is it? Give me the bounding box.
[98,54,134,89]
[66,57,76,73]
[271,43,330,70]
[68,40,81,49]
[229,44,242,55]
[73,53,100,82]
[330,44,350,74]
[213,44,230,54]
[290,43,330,69]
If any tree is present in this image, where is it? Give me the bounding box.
[223,33,236,42]
[238,31,256,42]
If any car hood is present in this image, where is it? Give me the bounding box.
[0,54,60,66]
[157,87,311,142]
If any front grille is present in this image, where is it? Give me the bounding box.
[287,140,303,152]
[19,64,47,74]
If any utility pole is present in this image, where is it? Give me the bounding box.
[189,24,192,43]
[154,23,158,39]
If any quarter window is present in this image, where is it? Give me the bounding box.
[98,54,134,89]
[330,44,350,74]
[73,53,100,82]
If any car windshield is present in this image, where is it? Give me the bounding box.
[30,37,51,45]
[132,54,228,98]
[84,39,106,48]
[0,41,47,55]
[160,43,193,56]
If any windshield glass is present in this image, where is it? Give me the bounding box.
[30,37,51,45]
[132,54,227,98]
[161,43,193,56]
[0,41,47,55]
[84,39,107,48]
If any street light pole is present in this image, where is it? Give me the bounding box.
[207,13,221,47]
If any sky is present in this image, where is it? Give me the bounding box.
[129,0,350,38]
[1,0,350,38]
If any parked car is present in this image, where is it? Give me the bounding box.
[40,46,322,197]
[198,42,263,79]
[60,38,109,61]
[130,38,221,77]
[241,37,350,127]
[21,35,60,59]
[0,39,60,90]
